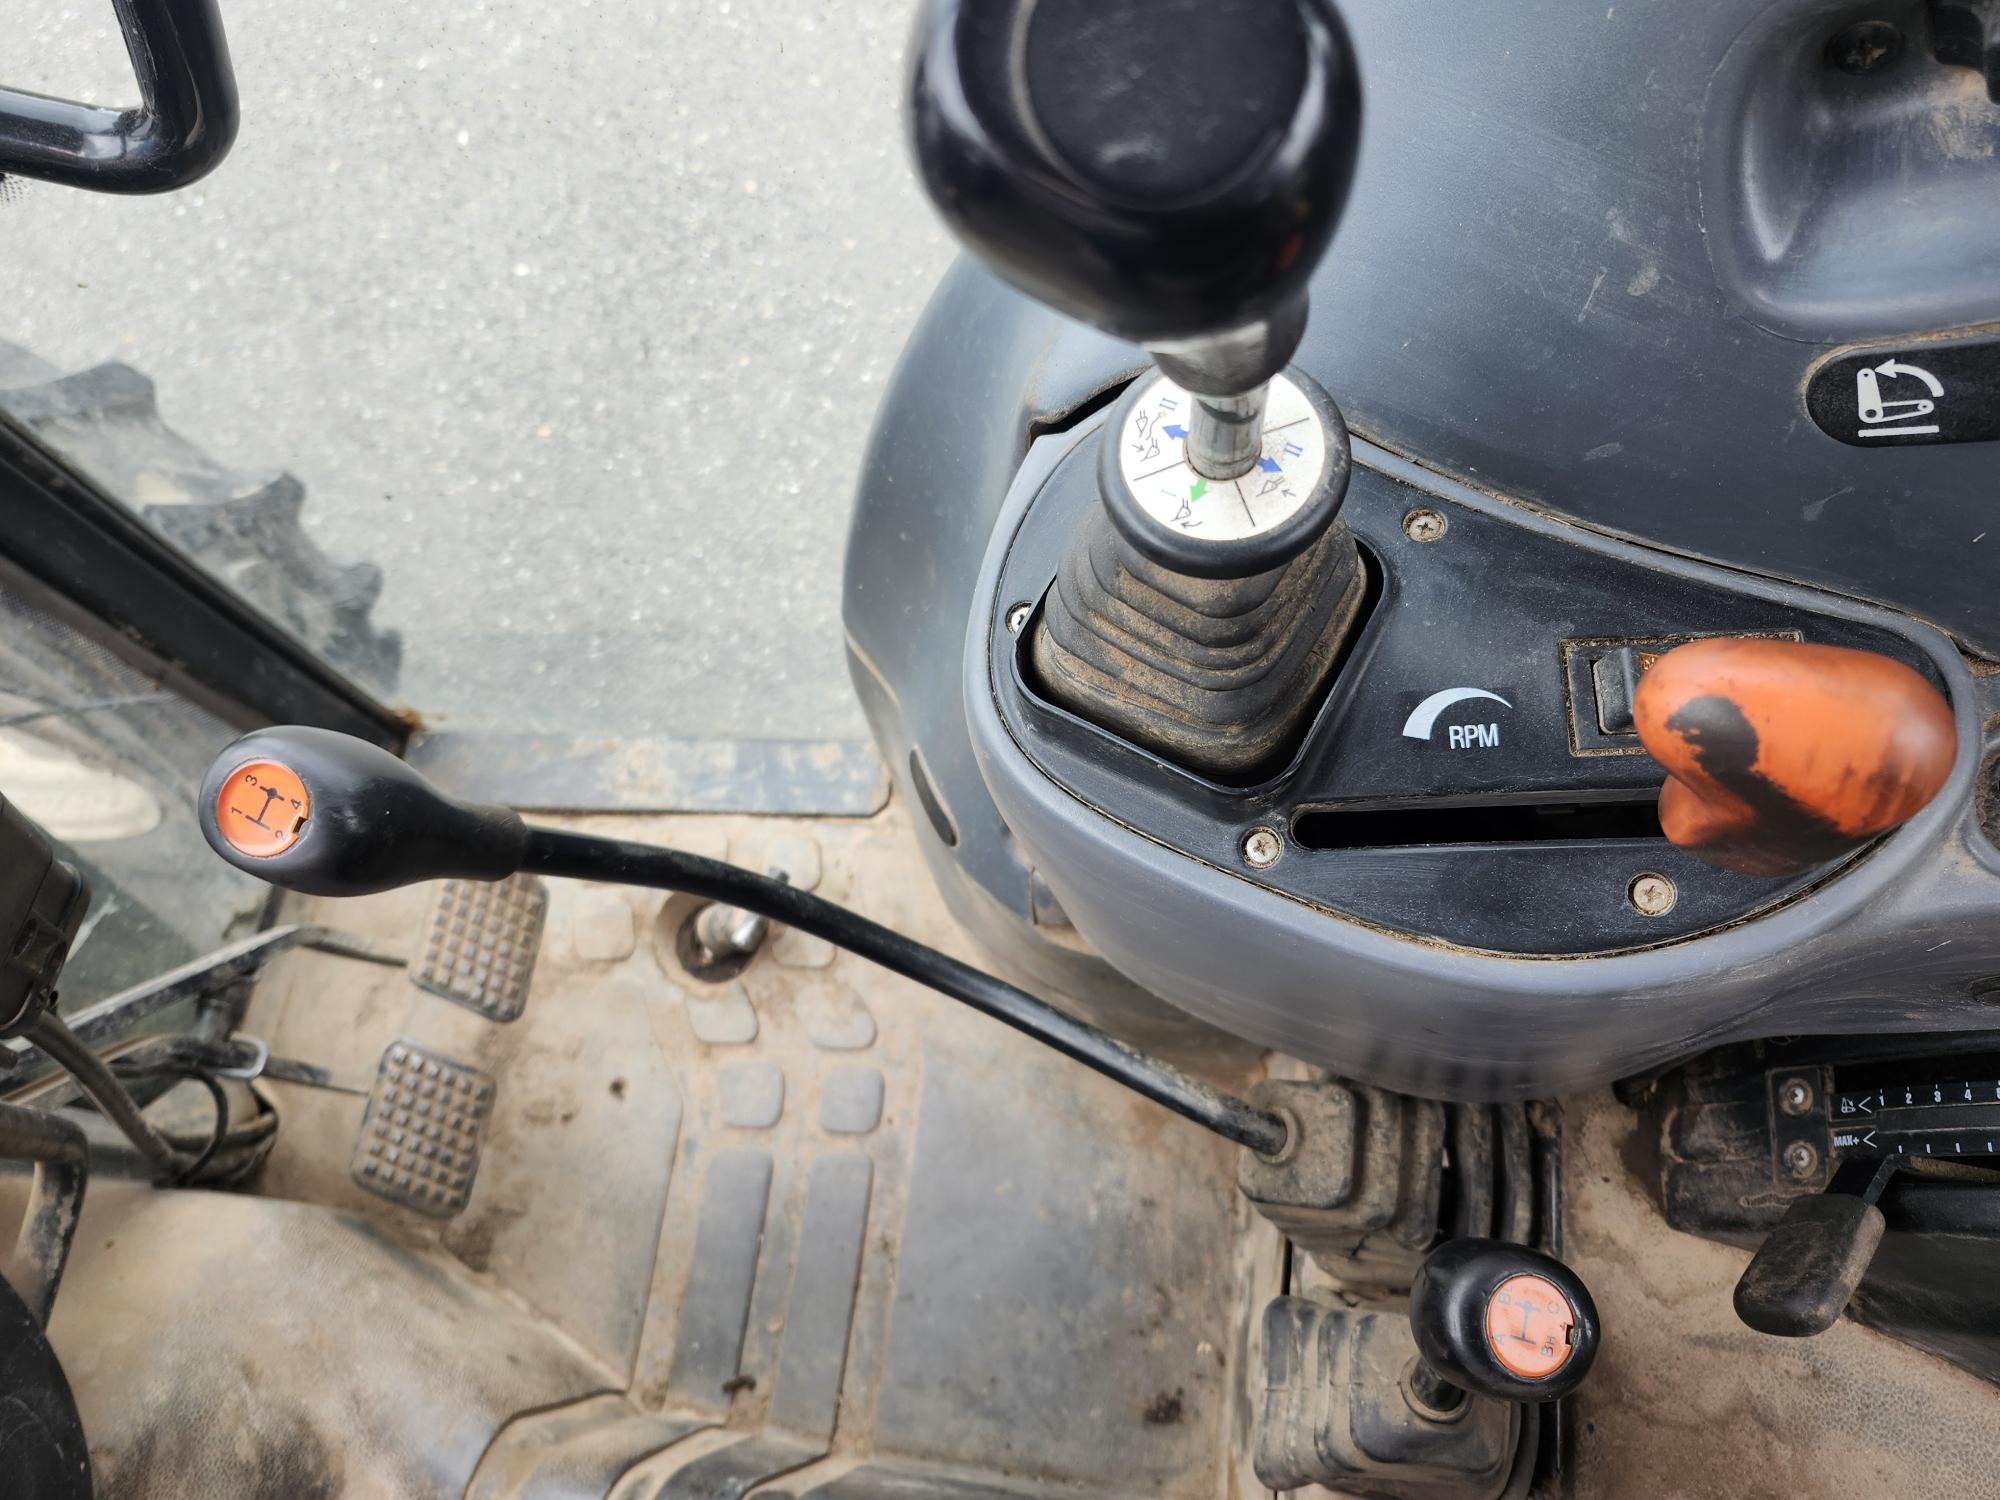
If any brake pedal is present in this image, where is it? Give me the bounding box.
[351,1041,495,1219]
[411,874,547,1022]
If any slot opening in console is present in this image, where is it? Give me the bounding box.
[1292,796,1665,851]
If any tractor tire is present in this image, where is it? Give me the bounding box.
[0,340,401,690]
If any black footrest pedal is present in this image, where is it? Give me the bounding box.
[351,1041,495,1218]
[411,874,547,1022]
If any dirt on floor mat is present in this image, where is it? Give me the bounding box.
[230,801,1260,1500]
[1562,1089,2000,1498]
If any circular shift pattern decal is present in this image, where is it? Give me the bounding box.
[1484,1272,1577,1380]
[215,759,311,858]
[1116,373,1328,542]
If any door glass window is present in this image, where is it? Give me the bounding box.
[3,5,949,749]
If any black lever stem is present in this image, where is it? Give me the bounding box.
[522,827,1288,1155]
[197,728,1289,1155]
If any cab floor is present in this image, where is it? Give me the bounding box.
[40,799,2000,1498]
[1563,1089,2000,1497]
[221,801,1260,1499]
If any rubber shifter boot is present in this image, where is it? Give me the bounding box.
[1031,502,1365,782]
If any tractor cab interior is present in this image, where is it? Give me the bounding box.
[3,1,2000,1497]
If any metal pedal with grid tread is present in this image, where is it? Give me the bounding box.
[411,874,547,1022]
[351,1041,495,1218]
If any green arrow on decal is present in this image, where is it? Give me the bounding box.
[1189,478,1208,504]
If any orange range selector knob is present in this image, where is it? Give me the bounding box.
[214,759,312,858]
[1409,1238,1599,1403]
[1632,638,1955,878]
[1485,1272,1576,1379]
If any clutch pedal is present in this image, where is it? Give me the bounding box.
[410,874,547,1022]
[351,1041,496,1218]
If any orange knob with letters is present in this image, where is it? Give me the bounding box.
[1485,1272,1578,1380]
[1408,1238,1599,1402]
[1632,638,1955,877]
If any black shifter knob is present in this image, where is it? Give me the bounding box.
[1408,1239,1600,1404]
[907,0,1363,375]
[198,726,527,897]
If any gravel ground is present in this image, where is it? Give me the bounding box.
[6,1,954,741]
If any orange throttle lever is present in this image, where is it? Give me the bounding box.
[1632,638,1955,877]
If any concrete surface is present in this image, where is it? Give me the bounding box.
[5,1,954,741]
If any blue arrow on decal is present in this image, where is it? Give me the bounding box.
[1162,424,1187,440]
[1257,456,1282,473]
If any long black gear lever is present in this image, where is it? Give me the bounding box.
[907,0,1371,781]
[198,727,1290,1156]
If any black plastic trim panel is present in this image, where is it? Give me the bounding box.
[987,428,1941,956]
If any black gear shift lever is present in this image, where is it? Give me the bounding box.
[196,726,1293,1156]
[908,0,1362,474]
[908,0,1370,780]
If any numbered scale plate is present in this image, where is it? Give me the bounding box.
[1832,1060,2000,1159]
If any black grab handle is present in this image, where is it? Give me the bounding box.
[0,0,239,194]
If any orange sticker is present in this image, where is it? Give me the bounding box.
[1485,1273,1576,1380]
[215,759,311,858]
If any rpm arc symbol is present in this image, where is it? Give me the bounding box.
[1401,687,1513,741]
